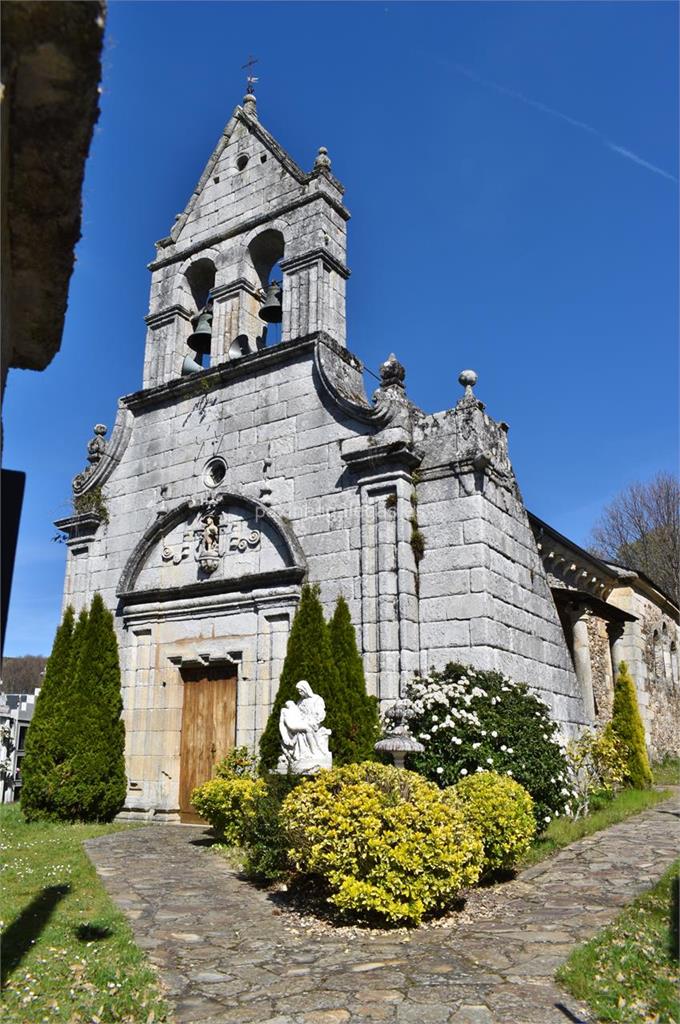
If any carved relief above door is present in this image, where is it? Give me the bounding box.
[117,493,307,603]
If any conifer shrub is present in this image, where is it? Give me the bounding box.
[21,606,75,821]
[448,771,536,874]
[259,584,346,770]
[280,761,483,926]
[611,661,653,790]
[400,663,572,828]
[328,596,380,762]
[51,594,126,822]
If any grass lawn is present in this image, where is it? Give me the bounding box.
[520,787,672,868]
[0,803,170,1024]
[556,859,680,1023]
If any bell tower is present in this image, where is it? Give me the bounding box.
[141,93,350,390]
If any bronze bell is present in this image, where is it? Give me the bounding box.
[187,306,213,355]
[258,281,283,324]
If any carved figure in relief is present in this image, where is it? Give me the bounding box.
[202,516,219,553]
[277,680,332,775]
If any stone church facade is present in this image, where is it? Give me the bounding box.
[56,95,678,820]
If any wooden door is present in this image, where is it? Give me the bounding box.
[179,667,237,822]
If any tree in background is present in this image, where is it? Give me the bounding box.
[610,661,652,790]
[328,595,380,762]
[1,655,48,695]
[20,607,75,821]
[590,472,680,605]
[54,594,126,821]
[260,584,347,770]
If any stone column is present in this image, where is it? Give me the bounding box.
[143,306,193,387]
[608,622,627,680]
[341,433,422,704]
[571,609,596,722]
[279,249,349,345]
[211,279,264,361]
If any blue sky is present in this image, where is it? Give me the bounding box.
[3,1,678,656]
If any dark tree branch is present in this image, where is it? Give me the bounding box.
[589,472,680,605]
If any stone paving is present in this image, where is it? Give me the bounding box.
[85,795,679,1024]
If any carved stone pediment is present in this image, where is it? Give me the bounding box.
[118,494,306,600]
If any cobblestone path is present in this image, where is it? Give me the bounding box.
[86,795,679,1024]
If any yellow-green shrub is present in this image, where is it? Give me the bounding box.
[280,761,483,926]
[191,776,266,845]
[214,746,258,779]
[611,662,653,790]
[450,771,536,873]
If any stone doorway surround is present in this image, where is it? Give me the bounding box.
[113,492,307,822]
[117,586,300,822]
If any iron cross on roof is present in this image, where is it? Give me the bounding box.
[242,55,259,94]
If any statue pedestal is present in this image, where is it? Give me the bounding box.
[275,749,332,775]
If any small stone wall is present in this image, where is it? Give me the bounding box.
[640,604,680,759]
[586,614,614,722]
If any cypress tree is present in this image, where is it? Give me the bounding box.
[21,606,75,821]
[54,594,126,821]
[260,584,349,770]
[328,595,380,762]
[611,661,652,790]
[67,606,90,682]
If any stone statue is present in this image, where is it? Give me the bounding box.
[277,680,332,775]
[202,516,219,553]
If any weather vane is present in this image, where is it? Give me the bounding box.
[242,54,259,95]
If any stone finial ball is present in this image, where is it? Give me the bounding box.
[314,146,332,170]
[458,369,478,389]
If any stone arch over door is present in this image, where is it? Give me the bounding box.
[117,493,306,602]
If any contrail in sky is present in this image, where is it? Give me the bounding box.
[448,61,677,184]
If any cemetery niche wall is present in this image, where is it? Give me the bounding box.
[56,92,679,821]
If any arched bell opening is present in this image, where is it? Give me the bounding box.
[248,229,284,349]
[182,258,216,374]
[185,258,216,312]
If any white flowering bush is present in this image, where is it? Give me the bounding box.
[401,663,573,828]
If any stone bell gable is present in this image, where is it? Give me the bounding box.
[56,95,589,821]
[142,93,350,390]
